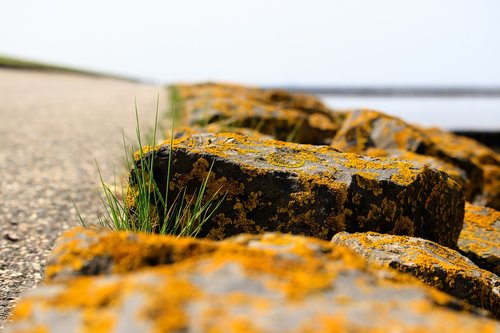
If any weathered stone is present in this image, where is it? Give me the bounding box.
[6,228,499,332]
[331,109,498,201]
[331,231,500,319]
[424,127,500,167]
[459,203,500,275]
[172,82,346,145]
[475,165,500,210]
[173,82,336,116]
[170,125,275,142]
[174,82,261,101]
[257,88,339,116]
[183,96,339,144]
[128,133,464,247]
[365,148,468,190]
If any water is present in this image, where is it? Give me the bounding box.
[321,95,500,131]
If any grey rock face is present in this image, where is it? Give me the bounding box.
[5,228,499,333]
[128,133,464,247]
[331,231,500,319]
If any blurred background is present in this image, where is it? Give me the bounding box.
[1,0,499,132]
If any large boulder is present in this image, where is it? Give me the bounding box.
[173,82,335,116]
[127,133,464,247]
[458,203,500,275]
[183,97,339,144]
[331,231,500,318]
[172,82,345,145]
[6,228,499,332]
[331,109,500,201]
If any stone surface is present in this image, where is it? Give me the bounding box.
[173,82,345,145]
[5,228,499,333]
[459,203,500,275]
[475,165,500,210]
[174,82,335,116]
[365,148,468,190]
[183,96,339,144]
[170,125,276,142]
[127,133,464,247]
[331,231,500,319]
[331,109,500,201]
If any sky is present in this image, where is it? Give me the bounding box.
[1,0,500,86]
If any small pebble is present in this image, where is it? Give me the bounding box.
[3,232,19,242]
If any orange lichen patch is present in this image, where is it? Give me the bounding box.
[46,277,121,309]
[365,148,467,189]
[340,152,423,186]
[45,227,219,280]
[140,275,202,333]
[464,203,500,231]
[458,203,500,275]
[9,300,34,321]
[82,311,116,333]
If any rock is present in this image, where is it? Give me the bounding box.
[459,203,500,275]
[172,82,345,145]
[331,231,500,319]
[128,133,464,247]
[6,228,499,332]
[173,82,336,117]
[424,127,500,167]
[3,232,19,242]
[174,82,261,102]
[365,148,468,190]
[475,165,500,210]
[331,109,497,201]
[169,125,276,142]
[257,88,342,117]
[183,96,339,144]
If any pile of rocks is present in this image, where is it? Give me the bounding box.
[6,83,500,332]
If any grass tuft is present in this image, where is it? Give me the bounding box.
[82,98,224,237]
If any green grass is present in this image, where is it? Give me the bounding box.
[78,98,225,237]
[0,54,139,82]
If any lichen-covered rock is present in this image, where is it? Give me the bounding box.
[183,96,339,144]
[423,127,500,167]
[128,133,464,247]
[172,82,346,145]
[173,82,335,116]
[6,228,499,333]
[331,231,500,319]
[475,165,500,210]
[458,203,500,275]
[169,124,275,142]
[174,82,260,102]
[365,148,468,190]
[330,109,498,201]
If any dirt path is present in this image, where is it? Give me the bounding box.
[0,69,168,327]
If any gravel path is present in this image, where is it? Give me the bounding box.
[0,69,167,328]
